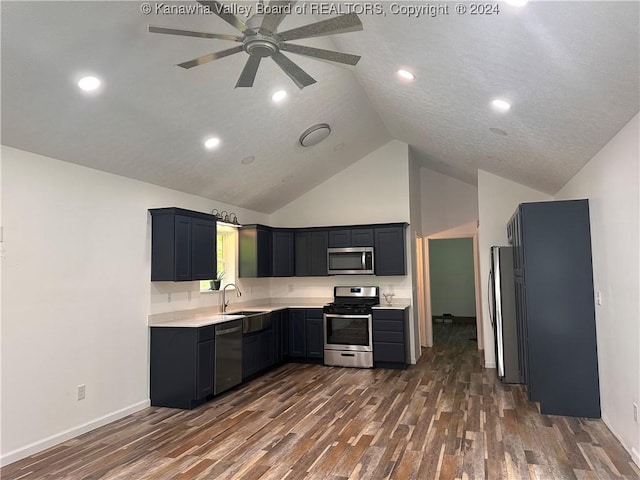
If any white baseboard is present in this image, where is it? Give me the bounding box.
[601,413,640,469]
[484,362,496,369]
[632,448,640,469]
[1,399,150,467]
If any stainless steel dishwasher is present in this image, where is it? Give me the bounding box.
[214,319,242,395]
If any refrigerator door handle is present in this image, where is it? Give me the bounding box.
[488,269,494,328]
[493,248,506,379]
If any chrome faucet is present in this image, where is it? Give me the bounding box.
[222,283,242,313]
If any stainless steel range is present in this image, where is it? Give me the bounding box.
[323,286,379,368]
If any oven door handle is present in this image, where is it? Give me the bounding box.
[324,313,372,319]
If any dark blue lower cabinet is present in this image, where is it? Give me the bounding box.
[288,309,307,358]
[305,319,323,359]
[287,309,324,362]
[242,334,261,380]
[305,312,324,360]
[372,309,408,369]
[243,329,277,380]
[150,325,215,409]
[272,311,282,364]
[260,330,275,367]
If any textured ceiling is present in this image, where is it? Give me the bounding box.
[2,1,639,213]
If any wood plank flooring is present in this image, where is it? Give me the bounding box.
[3,324,639,480]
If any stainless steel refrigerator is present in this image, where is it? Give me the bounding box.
[489,246,522,384]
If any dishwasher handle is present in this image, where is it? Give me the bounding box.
[216,325,242,336]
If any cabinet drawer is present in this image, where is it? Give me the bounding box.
[373,310,404,321]
[373,342,405,363]
[197,325,215,342]
[373,331,404,343]
[373,320,404,332]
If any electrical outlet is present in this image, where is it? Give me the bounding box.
[596,290,603,305]
[77,384,86,401]
[634,403,638,423]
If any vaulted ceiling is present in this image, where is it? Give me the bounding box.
[2,1,638,213]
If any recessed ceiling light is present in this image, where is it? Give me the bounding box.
[77,76,101,91]
[397,69,415,81]
[272,90,287,102]
[204,137,220,149]
[505,0,528,6]
[241,156,255,165]
[490,127,509,136]
[491,99,511,112]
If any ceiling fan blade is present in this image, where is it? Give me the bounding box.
[277,12,362,42]
[197,1,248,32]
[236,55,262,87]
[271,52,316,89]
[177,45,244,69]
[148,25,242,42]
[260,0,297,32]
[279,43,360,66]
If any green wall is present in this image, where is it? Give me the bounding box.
[429,238,476,317]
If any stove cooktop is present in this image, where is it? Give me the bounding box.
[324,286,380,314]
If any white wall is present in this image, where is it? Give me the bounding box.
[555,114,640,465]
[409,153,424,237]
[0,146,269,465]
[421,167,478,236]
[408,153,424,357]
[270,140,419,362]
[477,170,551,367]
[272,140,411,228]
[429,238,476,317]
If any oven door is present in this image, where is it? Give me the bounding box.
[323,313,373,352]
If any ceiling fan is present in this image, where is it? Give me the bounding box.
[149,0,363,89]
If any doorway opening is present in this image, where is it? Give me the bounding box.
[419,224,483,350]
[429,238,476,346]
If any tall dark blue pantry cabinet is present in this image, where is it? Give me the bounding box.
[507,199,600,418]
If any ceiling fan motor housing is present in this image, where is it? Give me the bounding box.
[244,32,279,57]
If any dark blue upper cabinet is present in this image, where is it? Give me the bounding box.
[328,228,374,248]
[374,225,407,276]
[150,208,217,282]
[239,226,295,278]
[239,225,273,278]
[272,229,295,277]
[295,230,328,276]
[237,222,407,278]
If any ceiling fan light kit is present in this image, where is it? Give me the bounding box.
[149,0,363,89]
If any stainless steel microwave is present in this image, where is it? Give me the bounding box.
[327,247,374,275]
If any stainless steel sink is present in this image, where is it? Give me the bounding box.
[222,311,272,334]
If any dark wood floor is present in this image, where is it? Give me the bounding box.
[3,324,639,479]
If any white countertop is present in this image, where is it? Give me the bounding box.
[149,302,410,328]
[151,314,245,328]
[373,304,410,310]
